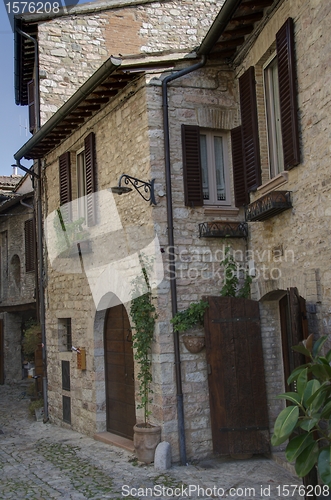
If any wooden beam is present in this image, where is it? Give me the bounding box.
[229,12,264,24]
[221,25,254,38]
[215,37,245,49]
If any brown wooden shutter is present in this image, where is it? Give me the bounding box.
[24,218,35,272]
[239,67,261,191]
[28,80,35,134]
[84,132,97,226]
[276,18,300,169]
[231,126,248,207]
[59,152,72,221]
[181,124,203,207]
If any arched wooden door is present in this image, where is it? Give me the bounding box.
[104,304,135,439]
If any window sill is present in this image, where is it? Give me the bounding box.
[203,206,240,217]
[256,172,288,196]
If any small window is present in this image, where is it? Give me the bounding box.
[58,318,72,352]
[264,55,284,178]
[200,131,229,205]
[181,125,231,207]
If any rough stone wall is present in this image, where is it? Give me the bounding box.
[0,203,35,306]
[234,0,331,331]
[1,312,23,382]
[43,77,154,435]
[146,63,245,460]
[37,0,224,123]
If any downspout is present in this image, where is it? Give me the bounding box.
[15,28,48,421]
[162,55,206,466]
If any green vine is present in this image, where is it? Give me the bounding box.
[171,300,209,333]
[130,254,157,425]
[220,246,252,298]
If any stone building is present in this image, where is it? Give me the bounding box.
[13,0,331,462]
[0,173,37,384]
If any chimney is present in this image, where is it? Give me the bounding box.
[12,165,18,176]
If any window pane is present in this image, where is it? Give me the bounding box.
[265,57,284,177]
[214,136,226,201]
[200,135,209,200]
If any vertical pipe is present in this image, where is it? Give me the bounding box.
[161,56,206,465]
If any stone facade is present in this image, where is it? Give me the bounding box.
[37,0,224,123]
[0,175,36,383]
[17,0,331,463]
[232,0,331,437]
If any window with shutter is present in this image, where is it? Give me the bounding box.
[182,125,231,207]
[231,126,248,207]
[84,132,97,227]
[239,66,261,191]
[24,218,35,272]
[276,17,300,169]
[59,152,72,222]
[28,80,35,134]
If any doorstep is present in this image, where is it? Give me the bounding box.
[94,432,135,453]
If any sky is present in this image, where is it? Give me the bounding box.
[0,0,89,176]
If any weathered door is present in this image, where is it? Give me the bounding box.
[280,287,308,392]
[104,304,135,439]
[204,296,269,455]
[0,320,4,385]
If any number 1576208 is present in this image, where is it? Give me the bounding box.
[5,1,60,14]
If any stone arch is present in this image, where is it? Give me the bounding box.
[93,293,133,435]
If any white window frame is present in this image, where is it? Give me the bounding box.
[76,147,87,219]
[263,53,284,179]
[199,129,231,206]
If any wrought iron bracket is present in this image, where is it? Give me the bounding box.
[115,174,156,205]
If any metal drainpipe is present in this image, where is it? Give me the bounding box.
[16,28,48,421]
[162,55,206,466]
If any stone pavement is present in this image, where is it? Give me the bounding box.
[0,382,305,500]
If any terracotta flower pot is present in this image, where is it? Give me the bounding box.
[133,423,161,464]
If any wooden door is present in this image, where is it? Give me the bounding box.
[104,304,135,439]
[0,319,3,385]
[204,296,269,455]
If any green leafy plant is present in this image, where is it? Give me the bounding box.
[22,318,41,362]
[130,254,157,425]
[271,334,331,486]
[28,398,44,417]
[171,300,209,333]
[220,246,252,298]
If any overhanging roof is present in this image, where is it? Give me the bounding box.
[197,0,280,60]
[14,57,140,160]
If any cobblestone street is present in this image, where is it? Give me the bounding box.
[0,382,303,500]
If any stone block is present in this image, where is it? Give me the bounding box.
[154,441,172,470]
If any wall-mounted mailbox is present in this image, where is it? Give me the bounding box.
[77,348,86,370]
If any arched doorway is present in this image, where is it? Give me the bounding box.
[104,304,136,439]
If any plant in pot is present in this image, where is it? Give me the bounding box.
[271,334,331,489]
[171,300,209,353]
[130,255,160,464]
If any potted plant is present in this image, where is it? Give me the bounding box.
[130,255,161,464]
[171,300,209,353]
[271,334,331,488]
